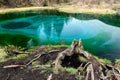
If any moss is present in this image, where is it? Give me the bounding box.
[48,45,69,48]
[32,61,39,66]
[0,48,7,58]
[93,55,112,64]
[40,67,53,73]
[115,59,120,68]
[0,58,8,63]
[0,47,8,63]
[12,54,28,60]
[97,58,112,64]
[79,56,88,62]
[99,58,112,64]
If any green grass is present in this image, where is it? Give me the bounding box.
[79,56,88,62]
[32,61,39,66]
[94,56,112,65]
[0,47,8,63]
[47,45,69,49]
[12,54,28,60]
[99,58,112,64]
[0,48,7,58]
[0,58,8,63]
[115,59,120,68]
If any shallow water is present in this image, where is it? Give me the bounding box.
[0,15,120,60]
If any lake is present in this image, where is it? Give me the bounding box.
[0,10,120,60]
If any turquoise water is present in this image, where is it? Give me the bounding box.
[0,15,120,60]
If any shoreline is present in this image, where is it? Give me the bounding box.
[0,6,116,15]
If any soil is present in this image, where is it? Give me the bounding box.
[0,46,77,80]
[1,44,119,80]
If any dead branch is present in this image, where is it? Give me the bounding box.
[26,52,46,66]
[3,65,25,68]
[26,50,60,66]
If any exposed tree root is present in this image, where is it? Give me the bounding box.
[2,40,120,80]
[53,40,120,80]
[47,74,53,80]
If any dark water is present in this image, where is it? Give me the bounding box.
[0,11,120,60]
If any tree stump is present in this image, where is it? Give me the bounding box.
[53,40,120,80]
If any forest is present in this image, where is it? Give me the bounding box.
[0,0,120,8]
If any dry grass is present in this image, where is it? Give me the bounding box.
[0,7,54,14]
[57,5,116,15]
[0,6,116,15]
[0,47,7,59]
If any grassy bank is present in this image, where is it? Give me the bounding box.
[0,7,54,14]
[0,6,116,15]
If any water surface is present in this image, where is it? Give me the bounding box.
[0,14,120,60]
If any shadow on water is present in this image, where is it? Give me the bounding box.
[0,9,120,27]
[0,9,120,60]
[0,34,38,47]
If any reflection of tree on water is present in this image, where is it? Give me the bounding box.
[37,16,69,43]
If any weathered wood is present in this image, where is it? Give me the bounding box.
[53,40,120,80]
[3,65,25,68]
[47,74,53,80]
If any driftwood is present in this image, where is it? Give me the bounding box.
[53,40,120,80]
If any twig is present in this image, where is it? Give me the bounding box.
[48,50,60,54]
[30,65,51,71]
[26,52,45,66]
[26,50,60,66]
[3,65,25,68]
